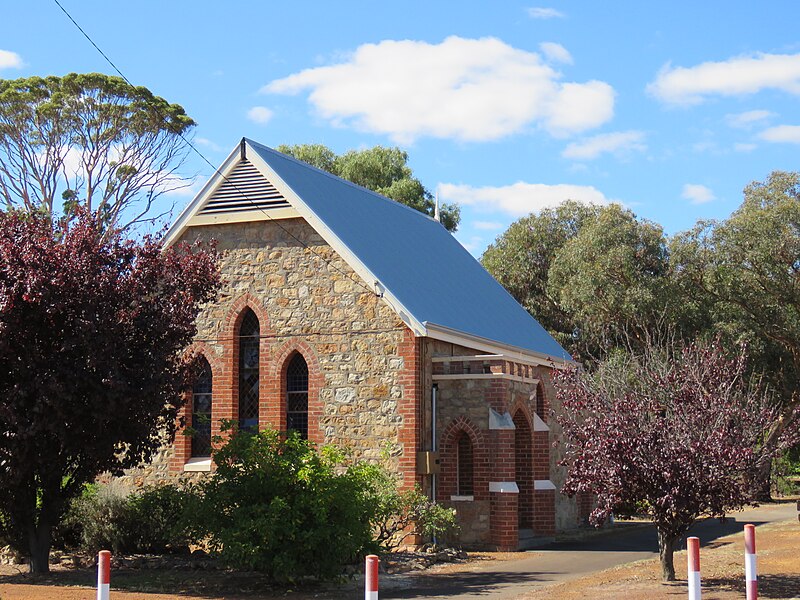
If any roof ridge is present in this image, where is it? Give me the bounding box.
[244,138,444,227]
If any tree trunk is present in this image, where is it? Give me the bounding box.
[657,529,677,581]
[27,517,52,574]
[751,458,773,502]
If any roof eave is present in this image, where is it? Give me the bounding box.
[423,321,575,369]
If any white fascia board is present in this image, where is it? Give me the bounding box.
[163,145,242,248]
[424,322,575,368]
[245,141,428,337]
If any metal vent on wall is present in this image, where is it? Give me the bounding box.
[199,159,290,215]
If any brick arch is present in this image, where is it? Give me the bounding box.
[171,343,224,472]
[221,295,272,432]
[267,339,324,445]
[223,293,271,336]
[439,417,489,502]
[509,400,534,429]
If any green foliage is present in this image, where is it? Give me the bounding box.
[675,172,800,403]
[64,482,194,556]
[277,143,460,232]
[548,204,673,352]
[481,200,600,353]
[416,498,458,543]
[482,202,683,361]
[66,482,135,555]
[357,459,457,550]
[190,426,379,581]
[0,72,195,231]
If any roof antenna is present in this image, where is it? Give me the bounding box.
[434,186,441,223]
[240,138,247,160]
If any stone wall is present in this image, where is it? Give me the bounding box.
[125,217,419,489]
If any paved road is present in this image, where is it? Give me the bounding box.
[379,502,797,600]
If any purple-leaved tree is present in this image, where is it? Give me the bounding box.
[554,338,799,581]
[0,210,220,573]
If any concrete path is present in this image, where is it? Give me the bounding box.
[379,502,797,600]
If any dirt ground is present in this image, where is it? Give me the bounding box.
[518,518,800,600]
[0,518,798,599]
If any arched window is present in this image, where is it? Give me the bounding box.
[238,309,260,431]
[286,353,308,439]
[192,357,213,458]
[456,431,474,496]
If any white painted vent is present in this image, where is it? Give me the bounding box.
[199,160,290,215]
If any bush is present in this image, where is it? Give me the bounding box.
[189,426,380,581]
[66,481,135,555]
[128,484,194,554]
[360,462,457,550]
[65,481,195,555]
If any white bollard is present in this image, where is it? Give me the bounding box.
[365,554,379,600]
[97,550,111,600]
[687,536,701,600]
[744,524,758,600]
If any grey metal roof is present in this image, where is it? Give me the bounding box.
[246,140,570,361]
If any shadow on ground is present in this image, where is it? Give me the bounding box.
[704,574,800,599]
[383,570,557,599]
[0,568,325,598]
[551,517,771,554]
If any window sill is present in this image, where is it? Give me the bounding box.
[184,457,212,472]
[450,495,474,502]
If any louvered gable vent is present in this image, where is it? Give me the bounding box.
[199,159,290,215]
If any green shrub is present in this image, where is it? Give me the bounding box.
[65,481,195,555]
[66,481,136,555]
[358,461,457,549]
[189,425,379,581]
[128,484,194,554]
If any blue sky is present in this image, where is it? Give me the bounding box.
[3,1,800,255]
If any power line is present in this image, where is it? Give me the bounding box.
[51,0,380,299]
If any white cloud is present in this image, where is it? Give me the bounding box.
[734,142,757,152]
[759,124,800,143]
[247,106,274,125]
[562,130,646,160]
[539,42,573,65]
[473,221,505,231]
[527,7,565,19]
[725,109,774,129]
[195,137,222,152]
[439,181,612,217]
[264,36,614,143]
[0,50,22,70]
[648,53,800,105]
[681,184,716,204]
[458,235,486,253]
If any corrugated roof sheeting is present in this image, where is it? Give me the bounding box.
[246,140,570,360]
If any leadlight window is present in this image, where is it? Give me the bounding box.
[457,432,474,496]
[238,309,260,431]
[192,357,213,458]
[286,353,309,439]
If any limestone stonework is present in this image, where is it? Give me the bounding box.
[124,215,583,549]
[127,217,418,490]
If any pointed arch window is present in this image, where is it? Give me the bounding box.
[456,431,474,496]
[286,353,309,439]
[192,357,213,458]
[238,309,260,431]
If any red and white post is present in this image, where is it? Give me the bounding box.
[97,550,111,600]
[365,554,379,600]
[687,536,701,600]
[744,524,758,600]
